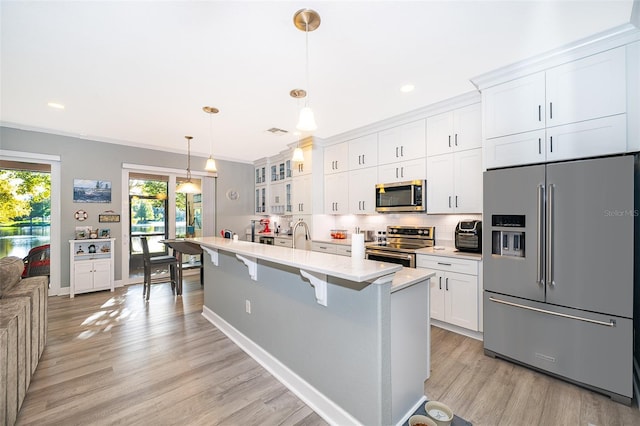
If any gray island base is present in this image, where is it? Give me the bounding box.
[191,237,434,425]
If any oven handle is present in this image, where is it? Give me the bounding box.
[365,249,415,266]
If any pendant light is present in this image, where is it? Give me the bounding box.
[203,106,219,172]
[176,136,200,194]
[290,89,306,162]
[293,8,320,132]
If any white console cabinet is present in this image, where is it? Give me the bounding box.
[69,238,115,298]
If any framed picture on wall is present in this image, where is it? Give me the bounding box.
[73,179,112,203]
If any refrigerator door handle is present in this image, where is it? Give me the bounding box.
[537,184,545,286]
[489,297,616,327]
[547,183,555,287]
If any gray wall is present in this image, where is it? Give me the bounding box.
[0,126,254,287]
[204,251,392,425]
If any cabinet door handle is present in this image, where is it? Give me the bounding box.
[395,168,399,179]
[362,201,365,210]
[400,146,404,157]
[439,276,442,290]
[448,135,451,147]
[455,195,458,208]
[550,136,553,153]
[448,196,451,208]
[401,167,404,178]
[336,160,339,170]
[538,105,542,122]
[549,102,553,120]
[454,133,458,146]
[362,154,365,164]
[395,147,399,158]
[437,262,452,266]
[538,138,541,154]
[445,277,449,291]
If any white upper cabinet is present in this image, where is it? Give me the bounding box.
[292,174,313,214]
[483,72,546,139]
[377,158,426,184]
[324,142,349,175]
[427,148,482,214]
[378,119,426,165]
[348,133,378,170]
[427,103,482,156]
[292,146,313,177]
[324,172,349,214]
[545,47,626,128]
[482,46,628,169]
[349,167,377,214]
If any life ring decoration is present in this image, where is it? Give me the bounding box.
[74,210,88,221]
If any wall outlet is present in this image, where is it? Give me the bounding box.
[245,299,251,314]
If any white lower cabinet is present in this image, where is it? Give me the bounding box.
[417,254,480,332]
[311,242,351,256]
[69,238,115,298]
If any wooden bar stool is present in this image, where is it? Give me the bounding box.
[140,237,179,301]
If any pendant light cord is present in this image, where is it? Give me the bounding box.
[305,21,310,107]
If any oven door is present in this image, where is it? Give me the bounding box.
[365,248,415,268]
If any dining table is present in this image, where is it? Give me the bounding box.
[160,239,203,295]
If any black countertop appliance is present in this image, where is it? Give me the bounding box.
[455,220,482,253]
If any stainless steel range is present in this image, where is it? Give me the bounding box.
[365,225,435,268]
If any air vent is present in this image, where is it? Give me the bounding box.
[266,127,289,135]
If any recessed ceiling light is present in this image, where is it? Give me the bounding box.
[47,102,65,109]
[400,84,415,93]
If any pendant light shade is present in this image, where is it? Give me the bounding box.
[296,106,317,132]
[292,146,305,162]
[176,136,201,193]
[205,156,217,172]
[203,106,219,173]
[293,8,320,133]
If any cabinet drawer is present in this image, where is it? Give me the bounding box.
[274,238,293,248]
[335,245,352,257]
[416,255,478,275]
[311,242,337,254]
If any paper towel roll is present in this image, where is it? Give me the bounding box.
[351,233,365,259]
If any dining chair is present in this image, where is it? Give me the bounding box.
[140,236,178,301]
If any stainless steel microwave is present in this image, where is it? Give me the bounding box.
[375,180,426,213]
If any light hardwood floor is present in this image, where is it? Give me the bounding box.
[16,277,640,426]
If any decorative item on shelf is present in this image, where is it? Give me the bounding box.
[74,209,88,221]
[76,246,84,254]
[100,228,110,238]
[88,244,96,254]
[176,136,201,193]
[203,106,219,173]
[89,228,98,239]
[99,210,120,223]
[75,226,89,239]
[100,245,110,253]
[292,8,320,132]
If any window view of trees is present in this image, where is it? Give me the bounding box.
[0,169,51,258]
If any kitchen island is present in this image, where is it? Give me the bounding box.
[190,237,434,426]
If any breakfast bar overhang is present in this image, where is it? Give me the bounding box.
[191,237,434,426]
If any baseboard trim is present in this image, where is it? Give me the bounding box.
[202,306,362,426]
[395,395,427,426]
[431,320,484,341]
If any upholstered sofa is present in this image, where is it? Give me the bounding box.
[0,256,48,426]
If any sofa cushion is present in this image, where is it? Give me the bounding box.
[0,257,24,298]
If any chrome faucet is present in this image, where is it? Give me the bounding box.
[291,219,311,249]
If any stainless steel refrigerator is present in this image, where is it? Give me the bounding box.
[483,154,636,405]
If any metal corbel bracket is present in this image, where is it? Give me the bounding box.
[202,247,219,266]
[236,254,257,281]
[300,269,328,306]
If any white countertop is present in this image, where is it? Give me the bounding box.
[190,237,403,283]
[391,267,435,293]
[416,245,482,261]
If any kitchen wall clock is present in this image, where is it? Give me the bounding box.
[226,189,239,201]
[74,210,88,221]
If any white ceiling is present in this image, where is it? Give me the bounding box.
[1,1,636,163]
